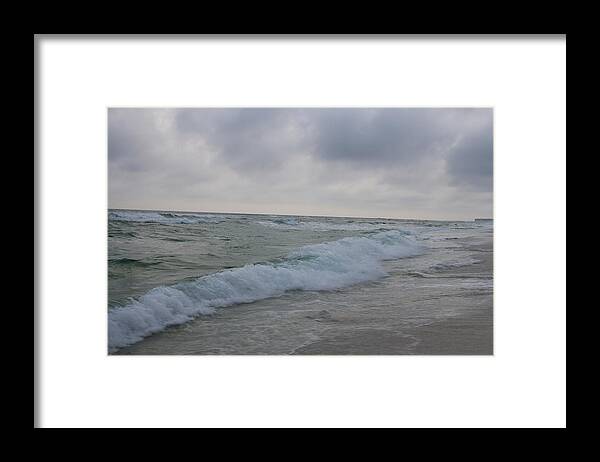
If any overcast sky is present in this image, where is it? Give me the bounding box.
[108,108,492,220]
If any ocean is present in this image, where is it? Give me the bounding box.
[108,209,493,354]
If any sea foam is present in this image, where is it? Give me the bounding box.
[108,230,421,351]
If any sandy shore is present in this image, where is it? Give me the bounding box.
[292,304,492,355]
[410,238,493,354]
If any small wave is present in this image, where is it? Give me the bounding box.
[108,230,422,351]
[429,257,481,271]
[270,217,301,225]
[256,218,403,232]
[108,230,138,238]
[162,237,193,242]
[109,210,225,225]
[109,257,162,268]
[408,271,490,279]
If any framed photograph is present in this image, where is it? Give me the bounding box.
[35,34,566,428]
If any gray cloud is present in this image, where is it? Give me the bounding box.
[446,113,493,191]
[108,108,493,220]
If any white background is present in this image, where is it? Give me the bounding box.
[37,36,566,428]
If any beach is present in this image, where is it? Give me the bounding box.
[109,211,493,355]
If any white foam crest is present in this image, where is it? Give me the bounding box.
[108,230,422,351]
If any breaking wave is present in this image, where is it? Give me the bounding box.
[108,230,422,351]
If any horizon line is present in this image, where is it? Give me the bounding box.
[108,207,492,223]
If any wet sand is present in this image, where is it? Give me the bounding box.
[294,237,493,355]
[410,239,493,355]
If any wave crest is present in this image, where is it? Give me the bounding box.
[108,230,421,351]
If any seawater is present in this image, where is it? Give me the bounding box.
[108,209,493,353]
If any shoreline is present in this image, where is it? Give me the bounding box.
[113,231,493,356]
[293,238,493,355]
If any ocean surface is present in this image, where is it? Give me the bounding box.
[108,209,493,354]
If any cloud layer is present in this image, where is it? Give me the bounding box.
[108,108,492,220]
